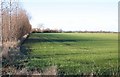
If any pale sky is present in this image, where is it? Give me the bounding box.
[21,0,118,31]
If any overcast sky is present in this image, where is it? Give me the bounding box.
[21,0,118,31]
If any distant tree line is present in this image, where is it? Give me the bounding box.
[0,0,31,44]
[32,28,117,33]
[32,28,62,33]
[63,30,117,33]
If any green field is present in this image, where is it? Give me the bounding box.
[22,33,118,75]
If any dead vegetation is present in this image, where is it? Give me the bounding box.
[1,0,31,47]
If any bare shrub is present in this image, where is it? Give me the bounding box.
[1,0,31,45]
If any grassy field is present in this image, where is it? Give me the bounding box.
[22,33,118,75]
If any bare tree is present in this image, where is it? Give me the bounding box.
[0,0,3,47]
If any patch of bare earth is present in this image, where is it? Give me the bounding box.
[2,66,58,76]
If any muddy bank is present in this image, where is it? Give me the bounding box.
[1,33,29,59]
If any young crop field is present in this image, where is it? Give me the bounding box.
[22,33,118,75]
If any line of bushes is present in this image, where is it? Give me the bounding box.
[1,1,32,44]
